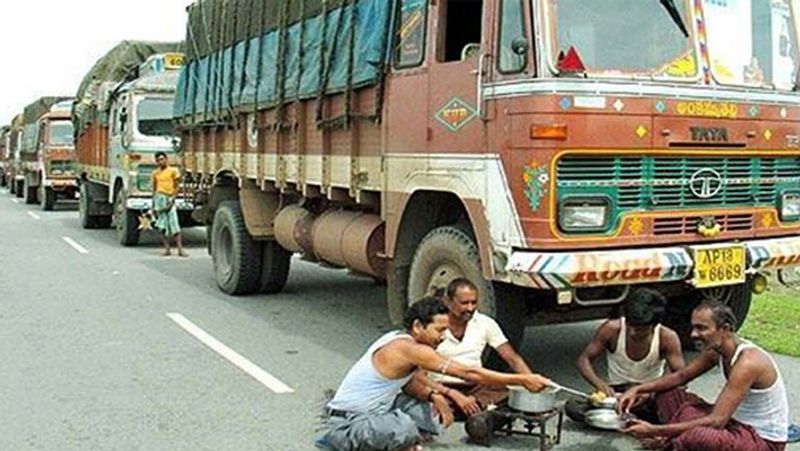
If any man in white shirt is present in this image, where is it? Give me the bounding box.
[419,278,533,444]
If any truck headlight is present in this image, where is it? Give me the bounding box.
[780,192,800,221]
[559,197,611,232]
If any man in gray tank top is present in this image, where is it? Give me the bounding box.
[619,302,789,451]
[319,297,552,451]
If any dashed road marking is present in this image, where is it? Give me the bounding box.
[11,198,19,203]
[62,237,89,255]
[166,313,294,394]
[27,211,41,220]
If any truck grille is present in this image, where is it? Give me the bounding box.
[653,214,754,236]
[556,155,800,210]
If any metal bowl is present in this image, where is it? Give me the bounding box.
[584,409,626,431]
[508,386,558,413]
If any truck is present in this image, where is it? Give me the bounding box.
[18,97,79,210]
[6,114,25,197]
[174,0,800,346]
[73,40,192,245]
[0,125,9,187]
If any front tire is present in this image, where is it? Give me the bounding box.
[114,189,140,246]
[664,282,752,348]
[407,226,525,350]
[40,186,55,211]
[212,201,262,295]
[23,179,37,205]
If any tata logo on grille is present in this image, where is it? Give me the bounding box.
[690,127,729,142]
[689,169,724,199]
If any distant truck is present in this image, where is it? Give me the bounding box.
[18,97,78,210]
[6,114,25,197]
[0,125,9,187]
[73,41,191,245]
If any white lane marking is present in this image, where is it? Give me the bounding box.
[167,313,294,394]
[27,211,41,220]
[11,198,19,203]
[62,237,89,255]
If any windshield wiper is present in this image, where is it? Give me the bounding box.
[658,0,689,38]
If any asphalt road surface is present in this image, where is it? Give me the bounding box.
[0,189,798,450]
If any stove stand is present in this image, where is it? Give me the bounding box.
[489,407,563,450]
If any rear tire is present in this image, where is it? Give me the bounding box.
[40,186,55,211]
[114,189,140,246]
[14,179,23,198]
[664,282,752,349]
[212,201,262,295]
[259,240,291,294]
[79,183,111,229]
[407,225,525,351]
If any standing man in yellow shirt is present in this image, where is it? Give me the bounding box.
[151,152,187,257]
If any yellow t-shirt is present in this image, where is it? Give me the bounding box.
[152,167,180,196]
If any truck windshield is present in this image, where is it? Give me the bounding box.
[49,121,74,147]
[137,98,174,137]
[703,0,798,90]
[546,0,697,77]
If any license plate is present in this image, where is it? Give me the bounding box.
[692,244,746,288]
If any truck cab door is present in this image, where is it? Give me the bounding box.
[425,0,492,153]
[109,95,129,175]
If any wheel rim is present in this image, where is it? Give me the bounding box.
[423,261,465,298]
[700,286,734,304]
[218,226,234,280]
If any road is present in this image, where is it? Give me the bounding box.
[0,190,797,450]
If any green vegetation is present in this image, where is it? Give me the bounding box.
[740,290,800,357]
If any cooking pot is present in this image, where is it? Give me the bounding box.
[508,386,558,413]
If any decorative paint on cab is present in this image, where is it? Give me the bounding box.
[523,160,549,212]
[435,97,477,132]
[676,101,738,118]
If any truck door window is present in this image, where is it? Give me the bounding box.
[440,0,484,62]
[498,0,527,73]
[395,0,428,68]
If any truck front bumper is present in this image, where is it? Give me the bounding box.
[126,197,195,211]
[44,178,78,189]
[506,236,800,290]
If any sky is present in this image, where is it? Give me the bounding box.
[0,0,194,123]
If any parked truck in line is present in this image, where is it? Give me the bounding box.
[175,0,800,346]
[6,114,25,197]
[0,125,9,188]
[18,97,78,209]
[74,40,192,245]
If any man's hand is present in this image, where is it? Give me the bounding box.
[521,374,551,392]
[595,381,616,397]
[431,393,454,428]
[622,419,658,438]
[617,386,641,413]
[448,390,481,417]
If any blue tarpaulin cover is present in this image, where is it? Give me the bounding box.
[174,0,393,124]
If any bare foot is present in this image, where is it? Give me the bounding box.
[161,249,171,257]
[178,250,189,258]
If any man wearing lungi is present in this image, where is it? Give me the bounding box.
[151,152,187,257]
[619,302,788,451]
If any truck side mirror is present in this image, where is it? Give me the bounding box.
[119,109,128,134]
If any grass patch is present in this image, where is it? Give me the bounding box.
[740,290,800,357]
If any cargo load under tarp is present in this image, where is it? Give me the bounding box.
[174,0,394,124]
[23,97,70,125]
[73,40,184,135]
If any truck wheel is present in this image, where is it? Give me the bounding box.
[114,189,140,246]
[212,201,262,295]
[14,180,23,198]
[79,183,98,229]
[407,226,525,349]
[23,179,38,204]
[259,240,291,294]
[664,282,752,349]
[40,186,56,211]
